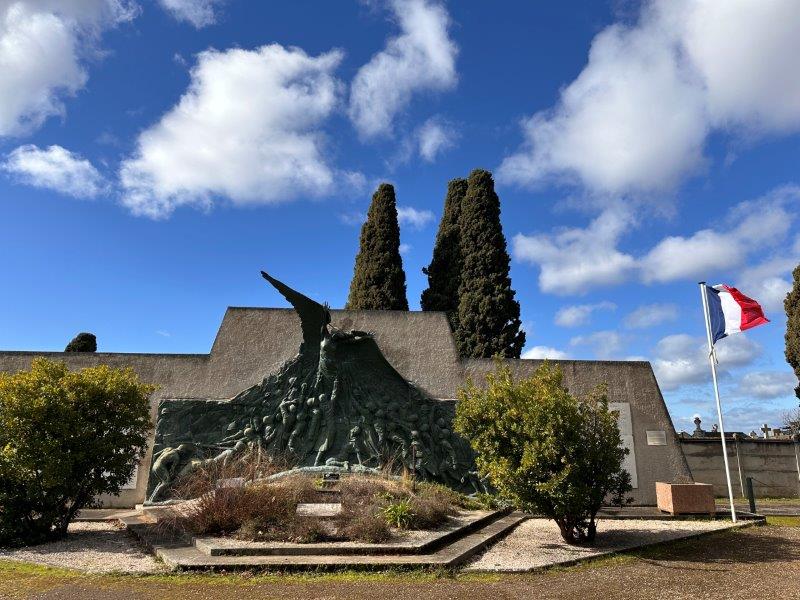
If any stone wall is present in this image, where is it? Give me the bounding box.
[0,306,693,507]
[681,438,800,498]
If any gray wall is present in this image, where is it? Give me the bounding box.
[0,306,693,507]
[681,438,800,498]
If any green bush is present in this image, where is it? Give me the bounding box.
[455,361,631,544]
[0,358,154,547]
[382,498,414,529]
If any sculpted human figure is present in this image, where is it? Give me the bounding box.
[148,444,197,502]
[314,382,339,466]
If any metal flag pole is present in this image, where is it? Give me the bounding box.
[699,282,737,522]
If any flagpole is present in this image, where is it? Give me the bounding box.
[699,282,737,522]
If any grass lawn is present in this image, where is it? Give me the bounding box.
[1,520,799,599]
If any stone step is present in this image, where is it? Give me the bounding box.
[154,511,527,571]
[193,509,508,557]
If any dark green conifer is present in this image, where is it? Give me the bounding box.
[346,183,409,310]
[64,332,97,352]
[420,178,468,330]
[785,264,800,401]
[454,169,525,358]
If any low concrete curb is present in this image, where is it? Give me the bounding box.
[125,510,527,572]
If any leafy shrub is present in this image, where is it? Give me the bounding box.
[455,361,632,544]
[0,358,153,547]
[382,499,414,529]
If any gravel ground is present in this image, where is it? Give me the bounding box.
[0,522,165,574]
[468,517,735,571]
[2,524,799,599]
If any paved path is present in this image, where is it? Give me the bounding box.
[3,523,799,599]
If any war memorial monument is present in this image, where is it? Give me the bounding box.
[0,271,692,507]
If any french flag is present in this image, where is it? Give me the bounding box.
[703,284,769,344]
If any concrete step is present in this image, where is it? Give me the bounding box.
[193,509,508,557]
[152,511,527,571]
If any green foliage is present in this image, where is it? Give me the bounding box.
[346,183,409,310]
[454,169,525,358]
[454,361,632,544]
[421,178,468,332]
[785,264,800,402]
[0,358,154,546]
[382,498,414,529]
[64,332,96,352]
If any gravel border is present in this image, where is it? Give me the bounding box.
[0,522,166,574]
[467,517,741,571]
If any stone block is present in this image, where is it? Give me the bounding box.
[656,482,715,515]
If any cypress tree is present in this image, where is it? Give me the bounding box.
[785,264,800,401]
[454,169,525,358]
[420,178,468,330]
[65,332,97,352]
[346,183,409,310]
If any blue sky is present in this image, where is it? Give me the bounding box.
[1,0,799,433]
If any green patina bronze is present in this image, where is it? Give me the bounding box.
[145,272,485,503]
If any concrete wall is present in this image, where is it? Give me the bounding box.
[681,438,800,498]
[0,306,692,507]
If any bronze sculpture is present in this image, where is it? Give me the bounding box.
[146,271,484,503]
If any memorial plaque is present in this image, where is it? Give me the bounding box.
[646,430,667,446]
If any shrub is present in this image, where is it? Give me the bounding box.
[64,332,97,352]
[382,499,414,529]
[339,512,391,543]
[0,358,153,547]
[455,361,632,544]
[177,477,314,538]
[407,496,451,530]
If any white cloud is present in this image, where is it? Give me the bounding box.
[399,243,411,255]
[158,0,224,28]
[522,345,570,360]
[736,371,797,400]
[624,303,678,329]
[2,144,105,198]
[554,301,616,327]
[513,204,637,295]
[640,186,797,283]
[499,0,800,194]
[652,333,761,391]
[348,0,457,139]
[339,210,366,226]
[516,186,800,296]
[416,117,456,162]
[570,330,624,360]
[397,205,435,230]
[119,44,350,218]
[0,1,136,137]
[736,255,796,314]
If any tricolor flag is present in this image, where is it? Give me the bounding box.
[703,284,769,344]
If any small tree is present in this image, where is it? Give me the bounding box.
[346,183,409,310]
[454,361,631,544]
[65,332,97,352]
[0,358,154,546]
[421,178,467,331]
